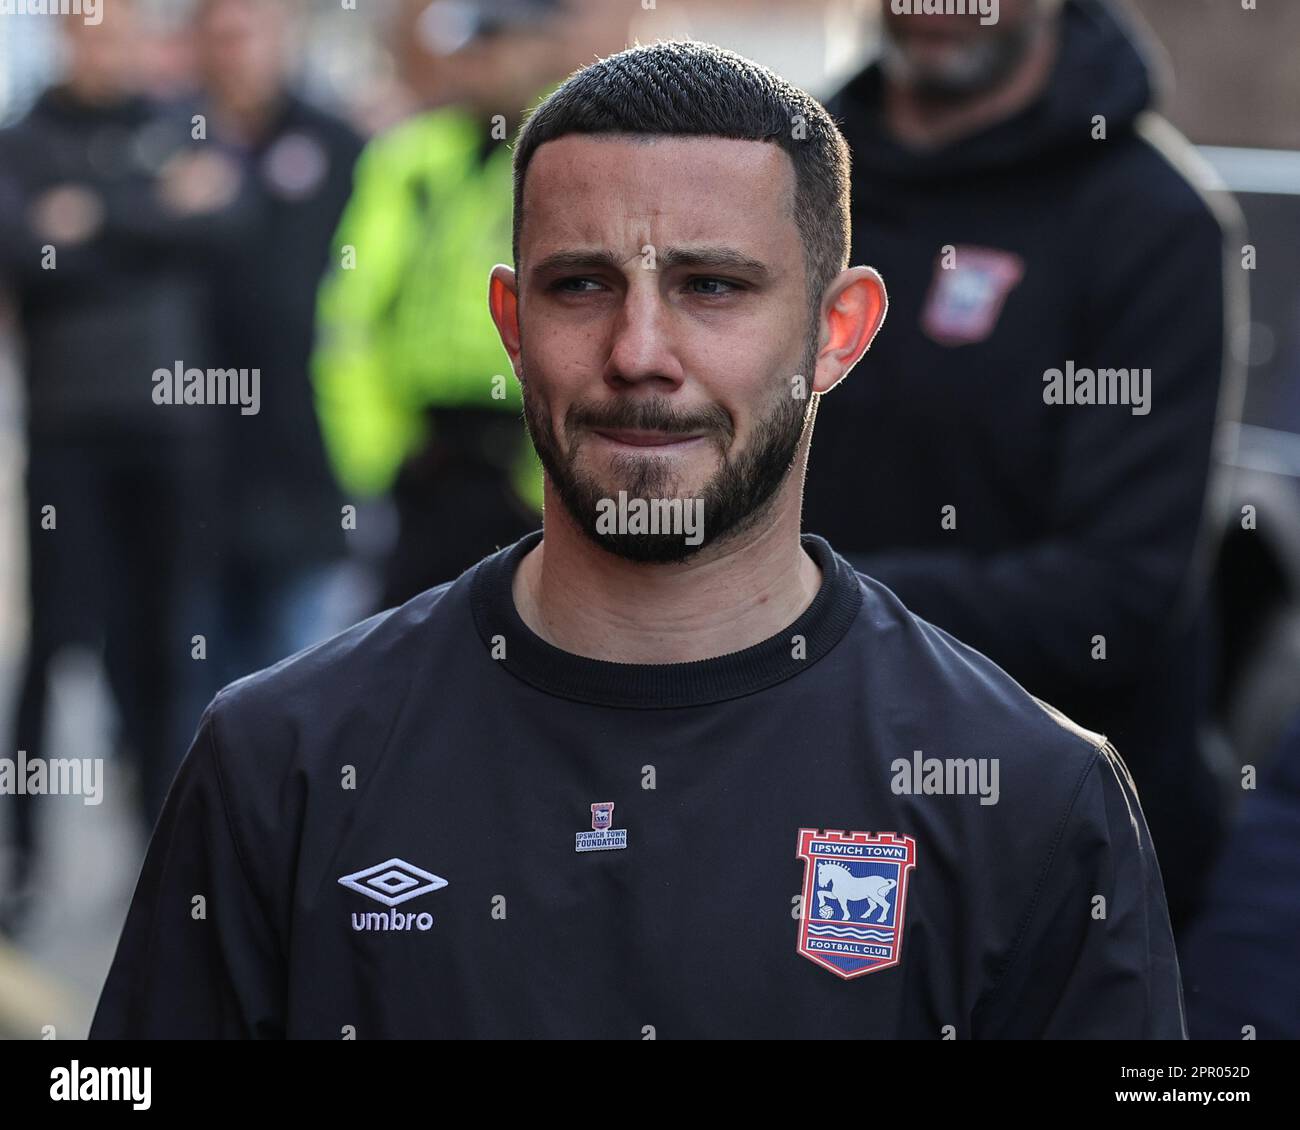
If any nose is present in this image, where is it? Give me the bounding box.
[603,280,685,394]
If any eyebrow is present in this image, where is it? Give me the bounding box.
[530,245,772,283]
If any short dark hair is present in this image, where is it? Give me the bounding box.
[512,40,851,323]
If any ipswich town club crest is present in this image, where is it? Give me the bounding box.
[920,245,1024,346]
[795,829,917,979]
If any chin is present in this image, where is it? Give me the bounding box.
[585,530,709,565]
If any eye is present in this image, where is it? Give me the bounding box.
[549,276,605,293]
[688,277,742,296]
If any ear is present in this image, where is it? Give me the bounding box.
[811,266,888,396]
[488,263,522,375]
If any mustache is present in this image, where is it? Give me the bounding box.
[566,398,734,442]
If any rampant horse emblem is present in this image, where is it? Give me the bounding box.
[795,829,917,979]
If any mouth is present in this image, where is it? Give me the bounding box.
[590,428,706,450]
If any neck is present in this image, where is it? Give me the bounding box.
[884,21,1058,149]
[211,91,281,144]
[62,81,126,107]
[512,478,821,665]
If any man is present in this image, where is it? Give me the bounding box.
[802,0,1244,931]
[0,2,247,929]
[190,0,364,689]
[91,41,1184,1039]
[1181,709,1300,1039]
[312,0,571,607]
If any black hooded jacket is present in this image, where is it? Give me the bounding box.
[805,0,1245,926]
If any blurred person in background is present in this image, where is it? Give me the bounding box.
[190,0,365,695]
[312,0,580,608]
[0,2,250,931]
[802,0,1245,933]
[1180,707,1300,1039]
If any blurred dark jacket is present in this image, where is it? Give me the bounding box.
[0,87,247,444]
[202,91,363,566]
[808,0,1246,926]
[1182,708,1300,1039]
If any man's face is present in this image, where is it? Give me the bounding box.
[507,134,821,563]
[63,2,138,101]
[881,0,1047,100]
[195,0,286,112]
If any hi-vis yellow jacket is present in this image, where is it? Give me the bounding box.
[311,103,545,510]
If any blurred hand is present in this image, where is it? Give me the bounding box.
[28,184,105,245]
[157,150,241,216]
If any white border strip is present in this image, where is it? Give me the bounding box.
[1197,146,1300,196]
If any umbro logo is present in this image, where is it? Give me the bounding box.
[339,857,448,932]
[339,858,448,906]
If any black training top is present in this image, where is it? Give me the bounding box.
[89,531,1186,1039]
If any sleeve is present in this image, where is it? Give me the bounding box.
[851,189,1242,695]
[310,133,427,498]
[88,705,285,1039]
[96,152,264,264]
[0,129,262,291]
[0,145,44,286]
[971,742,1187,1039]
[0,135,120,291]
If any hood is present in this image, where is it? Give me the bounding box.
[826,0,1168,182]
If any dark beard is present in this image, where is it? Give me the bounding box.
[885,18,1040,104]
[519,336,819,564]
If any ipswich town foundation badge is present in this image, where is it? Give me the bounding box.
[795,829,917,979]
[576,801,627,852]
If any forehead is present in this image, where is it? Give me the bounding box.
[520,134,799,262]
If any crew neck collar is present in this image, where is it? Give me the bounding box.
[469,529,862,709]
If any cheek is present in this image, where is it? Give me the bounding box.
[527,318,602,381]
[519,345,584,432]
[708,335,803,409]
